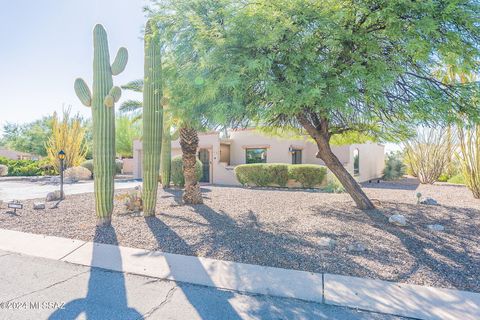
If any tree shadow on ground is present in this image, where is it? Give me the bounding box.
[160,189,385,276]
[49,226,142,320]
[310,201,480,292]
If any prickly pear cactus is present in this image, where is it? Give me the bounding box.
[142,19,163,216]
[74,24,128,225]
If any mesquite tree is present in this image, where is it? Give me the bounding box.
[150,0,480,209]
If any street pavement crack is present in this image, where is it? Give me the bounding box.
[5,270,89,303]
[139,285,177,319]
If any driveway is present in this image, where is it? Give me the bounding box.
[0,180,140,201]
[0,250,405,320]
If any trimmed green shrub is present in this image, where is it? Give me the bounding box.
[288,164,327,188]
[323,172,345,193]
[0,157,52,176]
[171,155,203,187]
[447,173,465,185]
[81,159,123,177]
[235,163,289,187]
[382,152,406,181]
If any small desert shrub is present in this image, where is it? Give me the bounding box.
[115,186,143,213]
[115,159,124,174]
[0,164,8,176]
[80,160,94,173]
[81,159,123,177]
[382,152,405,180]
[457,124,480,197]
[404,127,456,184]
[323,172,345,193]
[447,173,465,185]
[64,166,92,180]
[235,163,289,187]
[171,155,203,187]
[288,164,327,188]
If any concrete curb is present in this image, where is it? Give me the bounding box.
[0,228,478,320]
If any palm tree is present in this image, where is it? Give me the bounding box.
[120,81,200,201]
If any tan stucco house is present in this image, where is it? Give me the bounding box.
[133,129,385,185]
[0,148,39,161]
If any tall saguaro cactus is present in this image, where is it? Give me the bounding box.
[160,111,172,188]
[74,24,128,225]
[142,19,163,216]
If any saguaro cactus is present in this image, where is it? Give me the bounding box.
[160,111,171,188]
[74,24,128,225]
[142,19,163,216]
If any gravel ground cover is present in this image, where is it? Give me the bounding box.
[1,177,479,292]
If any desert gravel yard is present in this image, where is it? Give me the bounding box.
[1,178,479,293]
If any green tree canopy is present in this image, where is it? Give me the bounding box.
[1,117,52,156]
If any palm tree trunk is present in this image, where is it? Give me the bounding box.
[180,126,203,204]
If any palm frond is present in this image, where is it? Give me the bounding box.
[121,79,144,93]
[119,100,143,113]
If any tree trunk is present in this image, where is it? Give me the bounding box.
[179,126,203,204]
[297,114,375,210]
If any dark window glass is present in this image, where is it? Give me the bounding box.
[353,148,360,176]
[291,149,302,164]
[246,148,267,163]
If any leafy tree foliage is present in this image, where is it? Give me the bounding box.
[1,117,52,156]
[116,115,142,158]
[150,0,480,209]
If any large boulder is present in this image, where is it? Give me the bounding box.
[64,166,92,181]
[389,214,407,227]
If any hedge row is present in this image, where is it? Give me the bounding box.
[0,157,55,176]
[234,163,327,188]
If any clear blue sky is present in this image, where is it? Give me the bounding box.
[0,0,147,129]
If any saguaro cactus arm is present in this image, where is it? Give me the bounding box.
[74,78,92,107]
[111,47,128,75]
[104,86,122,107]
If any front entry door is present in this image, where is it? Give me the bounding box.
[198,149,210,183]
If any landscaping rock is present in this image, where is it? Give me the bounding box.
[46,191,62,202]
[33,202,45,210]
[420,197,438,205]
[427,224,445,232]
[318,237,336,249]
[389,214,407,227]
[348,242,366,252]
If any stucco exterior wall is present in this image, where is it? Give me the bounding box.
[132,129,385,185]
[0,148,38,160]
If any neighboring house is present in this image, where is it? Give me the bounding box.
[0,148,39,161]
[132,129,385,185]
